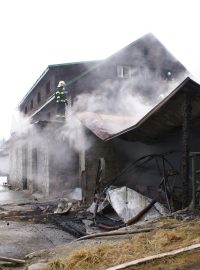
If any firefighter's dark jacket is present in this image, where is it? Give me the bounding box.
[55,86,68,104]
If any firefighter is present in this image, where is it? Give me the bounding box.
[55,80,68,118]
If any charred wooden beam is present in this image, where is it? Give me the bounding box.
[182,91,192,208]
[190,152,200,210]
[191,154,196,210]
[127,197,157,225]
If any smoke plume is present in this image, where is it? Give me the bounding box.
[11,109,33,137]
[71,34,188,136]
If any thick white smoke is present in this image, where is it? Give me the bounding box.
[72,69,188,136]
[71,34,189,137]
[60,114,91,152]
[11,109,33,137]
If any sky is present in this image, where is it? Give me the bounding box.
[1,0,200,139]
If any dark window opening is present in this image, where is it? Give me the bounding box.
[117,65,131,79]
[30,99,33,109]
[47,112,51,119]
[24,106,28,114]
[46,81,51,95]
[37,92,41,104]
[161,69,173,81]
[143,48,148,56]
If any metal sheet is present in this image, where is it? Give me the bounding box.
[107,186,169,223]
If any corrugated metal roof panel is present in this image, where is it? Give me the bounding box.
[77,112,137,140]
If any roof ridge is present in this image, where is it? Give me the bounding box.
[48,60,101,68]
[19,60,101,107]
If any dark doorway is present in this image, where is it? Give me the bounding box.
[32,148,38,191]
[22,146,28,190]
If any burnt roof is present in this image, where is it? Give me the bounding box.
[78,77,200,143]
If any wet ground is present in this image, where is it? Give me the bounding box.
[0,180,75,259]
[0,187,33,205]
[0,221,75,258]
[0,179,123,262]
[0,177,33,205]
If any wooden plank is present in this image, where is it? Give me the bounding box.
[75,228,152,241]
[106,243,200,270]
[0,256,26,264]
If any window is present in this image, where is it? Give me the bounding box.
[117,65,131,79]
[24,106,28,114]
[30,99,33,110]
[46,81,50,95]
[166,70,173,81]
[37,92,41,104]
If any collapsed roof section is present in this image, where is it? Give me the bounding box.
[77,112,137,140]
[77,78,200,143]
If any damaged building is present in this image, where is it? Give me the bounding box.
[9,33,200,210]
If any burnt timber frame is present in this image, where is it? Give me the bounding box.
[182,91,192,208]
[190,152,200,210]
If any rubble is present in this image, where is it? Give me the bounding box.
[88,186,169,229]
[54,198,72,214]
[1,181,200,270]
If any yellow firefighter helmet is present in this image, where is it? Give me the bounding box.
[57,81,66,87]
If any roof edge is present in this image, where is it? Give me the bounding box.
[19,60,102,108]
[30,62,104,117]
[48,60,101,68]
